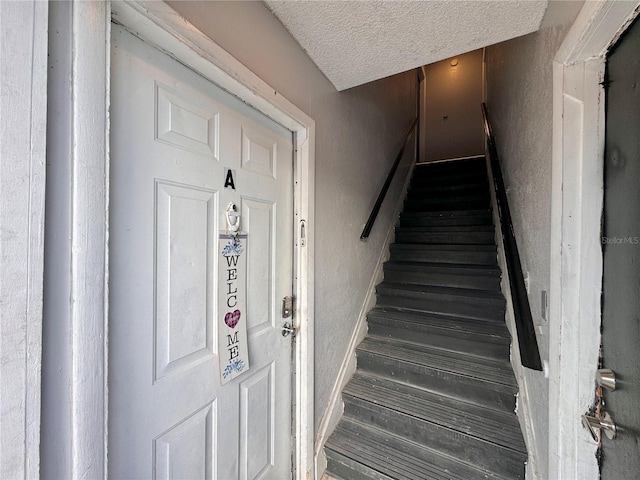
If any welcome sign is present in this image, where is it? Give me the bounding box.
[218,234,249,384]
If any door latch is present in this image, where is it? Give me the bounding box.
[281,296,295,337]
[300,220,306,247]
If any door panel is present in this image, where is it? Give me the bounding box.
[154,181,217,381]
[109,25,293,480]
[243,198,276,334]
[602,15,640,480]
[155,82,220,158]
[154,402,216,480]
[239,364,276,479]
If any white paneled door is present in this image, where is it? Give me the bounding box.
[109,26,294,480]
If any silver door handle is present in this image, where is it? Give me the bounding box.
[596,368,616,391]
[582,412,617,441]
[282,322,297,338]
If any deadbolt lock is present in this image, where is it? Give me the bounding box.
[282,296,293,318]
[596,368,616,391]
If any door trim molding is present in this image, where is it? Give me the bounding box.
[549,2,639,478]
[70,1,315,478]
[0,2,48,477]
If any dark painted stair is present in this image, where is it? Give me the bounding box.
[325,157,527,479]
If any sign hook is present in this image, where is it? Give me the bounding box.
[226,202,241,233]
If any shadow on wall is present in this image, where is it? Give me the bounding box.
[422,49,485,162]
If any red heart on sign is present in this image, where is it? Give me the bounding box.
[225,310,241,328]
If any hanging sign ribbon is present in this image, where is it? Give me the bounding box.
[218,233,249,384]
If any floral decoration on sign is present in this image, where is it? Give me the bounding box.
[222,239,243,257]
[223,358,245,379]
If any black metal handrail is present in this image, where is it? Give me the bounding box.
[481,103,543,371]
[360,118,418,240]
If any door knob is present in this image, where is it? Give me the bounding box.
[582,412,617,441]
[596,368,616,391]
[282,321,296,338]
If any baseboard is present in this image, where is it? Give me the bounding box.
[484,154,541,480]
[313,157,416,480]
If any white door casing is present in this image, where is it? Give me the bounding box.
[56,1,315,478]
[0,1,48,477]
[109,25,294,478]
[549,1,640,478]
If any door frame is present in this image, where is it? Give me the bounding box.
[67,1,315,478]
[0,2,48,477]
[549,1,639,478]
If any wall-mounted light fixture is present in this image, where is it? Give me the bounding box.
[450,58,459,67]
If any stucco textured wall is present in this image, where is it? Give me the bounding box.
[167,0,417,434]
[485,2,583,477]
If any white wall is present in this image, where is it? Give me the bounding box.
[0,1,48,478]
[423,49,484,162]
[163,0,419,436]
[484,2,584,478]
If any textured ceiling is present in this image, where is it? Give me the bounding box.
[266,0,549,91]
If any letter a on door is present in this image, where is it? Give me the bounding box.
[224,168,236,190]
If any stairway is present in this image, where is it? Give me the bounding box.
[324,157,527,480]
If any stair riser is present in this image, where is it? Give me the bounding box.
[407,184,489,199]
[396,225,495,233]
[389,247,497,265]
[356,351,517,412]
[405,194,490,206]
[342,397,526,479]
[413,162,486,175]
[404,201,491,213]
[375,294,505,322]
[399,215,493,227]
[414,158,485,173]
[412,171,486,183]
[367,322,510,360]
[411,173,488,188]
[382,268,501,291]
[394,231,495,245]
